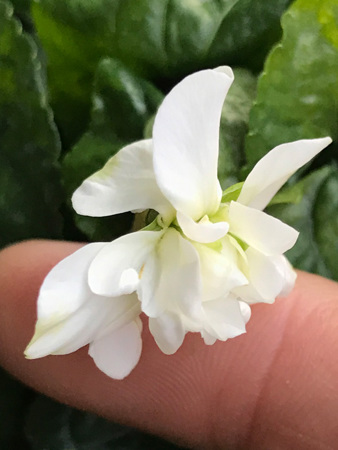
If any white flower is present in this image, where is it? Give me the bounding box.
[25,67,332,379]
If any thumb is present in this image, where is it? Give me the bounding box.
[0,240,337,449]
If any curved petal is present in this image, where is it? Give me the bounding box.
[89,230,163,297]
[149,313,185,355]
[244,248,286,301]
[25,243,140,358]
[238,301,251,324]
[228,201,299,255]
[153,67,234,220]
[233,251,296,304]
[233,283,265,305]
[194,242,247,301]
[274,255,297,297]
[201,330,217,346]
[89,318,142,380]
[177,211,229,244]
[138,228,202,318]
[203,296,246,341]
[238,137,332,210]
[72,139,174,219]
[36,243,106,321]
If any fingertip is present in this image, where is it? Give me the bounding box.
[0,240,84,371]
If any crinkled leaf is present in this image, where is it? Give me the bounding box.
[207,0,293,71]
[11,0,32,28]
[0,369,30,449]
[32,0,290,145]
[267,166,334,278]
[25,396,184,450]
[0,0,63,248]
[314,167,338,280]
[62,58,162,241]
[245,0,338,169]
[218,68,257,189]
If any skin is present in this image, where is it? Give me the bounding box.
[0,240,337,449]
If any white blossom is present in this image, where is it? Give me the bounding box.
[25,67,331,379]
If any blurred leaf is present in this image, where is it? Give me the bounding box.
[62,58,162,241]
[25,396,184,450]
[245,0,338,170]
[267,166,334,277]
[0,369,31,449]
[268,181,304,206]
[32,0,290,145]
[207,0,293,71]
[218,68,257,188]
[0,0,63,248]
[313,167,338,279]
[10,0,30,14]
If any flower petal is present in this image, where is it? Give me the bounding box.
[138,228,202,318]
[274,255,297,297]
[244,248,287,301]
[229,201,299,255]
[25,243,140,358]
[72,139,174,219]
[149,313,185,355]
[238,137,332,210]
[89,318,142,380]
[194,241,247,301]
[238,301,251,324]
[177,211,229,244]
[201,330,217,346]
[153,67,234,220]
[88,230,163,297]
[203,296,246,341]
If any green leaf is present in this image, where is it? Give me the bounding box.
[32,0,291,145]
[268,181,304,206]
[207,0,293,71]
[0,0,63,248]
[218,68,257,189]
[0,369,30,449]
[313,167,338,280]
[267,166,334,278]
[25,396,184,450]
[62,58,162,241]
[245,0,338,169]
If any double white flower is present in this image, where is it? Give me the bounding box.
[25,67,331,379]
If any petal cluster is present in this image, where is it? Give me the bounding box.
[25,67,332,379]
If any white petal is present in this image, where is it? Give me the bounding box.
[238,137,332,210]
[201,330,217,345]
[138,228,202,318]
[233,283,265,304]
[194,242,247,301]
[244,248,285,301]
[203,296,246,341]
[275,256,297,297]
[153,67,234,220]
[89,318,142,380]
[238,301,251,324]
[37,243,106,320]
[229,201,299,255]
[234,250,297,304]
[72,139,174,219]
[177,211,229,244]
[25,243,140,358]
[88,230,163,297]
[149,313,185,355]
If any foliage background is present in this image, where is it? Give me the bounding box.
[0,0,337,448]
